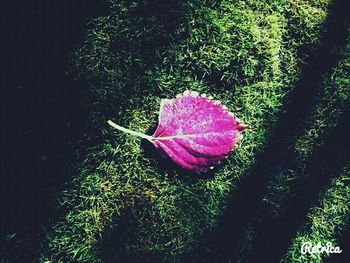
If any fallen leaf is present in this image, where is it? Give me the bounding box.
[108,90,247,171]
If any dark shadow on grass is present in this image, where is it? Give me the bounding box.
[236,108,350,263]
[99,197,177,263]
[0,1,107,261]
[325,223,350,263]
[194,0,350,262]
[99,206,156,263]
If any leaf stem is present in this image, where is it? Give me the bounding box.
[107,120,154,141]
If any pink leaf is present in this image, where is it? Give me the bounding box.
[108,90,247,172]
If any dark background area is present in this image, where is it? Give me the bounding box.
[0,0,106,258]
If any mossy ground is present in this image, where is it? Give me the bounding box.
[2,0,349,262]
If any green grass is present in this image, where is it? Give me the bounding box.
[262,29,350,215]
[233,29,350,262]
[39,0,333,262]
[282,165,350,262]
[280,32,350,263]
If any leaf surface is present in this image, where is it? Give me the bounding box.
[108,90,247,171]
